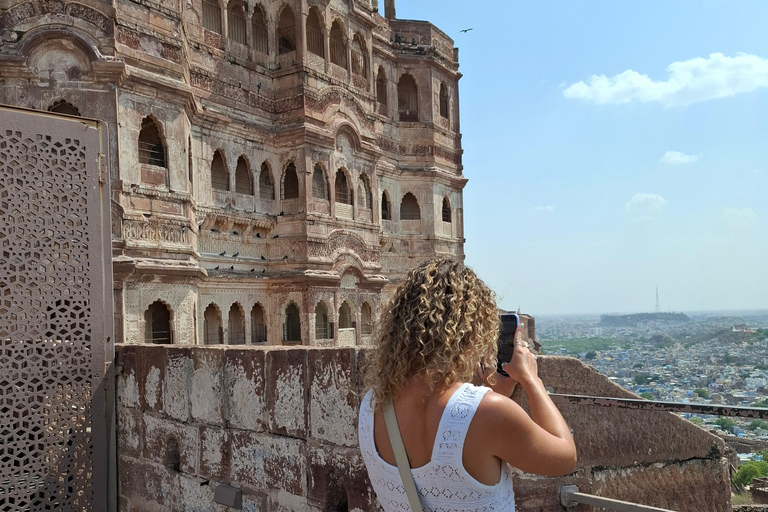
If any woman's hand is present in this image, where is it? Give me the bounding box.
[503,326,539,387]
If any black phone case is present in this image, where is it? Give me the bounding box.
[496,314,519,376]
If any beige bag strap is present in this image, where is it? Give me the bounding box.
[382,401,424,512]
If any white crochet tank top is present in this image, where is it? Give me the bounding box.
[358,383,516,512]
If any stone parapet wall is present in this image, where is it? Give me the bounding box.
[116,345,731,511]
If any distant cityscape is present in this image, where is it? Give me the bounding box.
[538,310,768,449]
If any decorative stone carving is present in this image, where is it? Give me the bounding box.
[123,219,191,246]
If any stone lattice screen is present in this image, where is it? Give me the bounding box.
[0,106,114,511]
[115,345,731,512]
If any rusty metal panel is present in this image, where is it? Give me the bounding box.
[0,105,113,511]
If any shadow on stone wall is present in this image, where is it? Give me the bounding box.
[115,346,731,512]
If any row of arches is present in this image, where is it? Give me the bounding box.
[314,301,373,340]
[197,1,448,123]
[122,114,455,226]
[202,302,267,345]
[376,71,451,123]
[143,298,375,345]
[200,1,369,77]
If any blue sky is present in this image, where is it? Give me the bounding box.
[391,1,768,315]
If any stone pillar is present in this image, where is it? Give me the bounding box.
[384,0,395,19]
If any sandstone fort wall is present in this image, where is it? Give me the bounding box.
[116,345,731,511]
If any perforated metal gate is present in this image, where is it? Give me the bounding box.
[0,105,113,511]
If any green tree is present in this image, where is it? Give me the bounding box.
[585,351,597,360]
[749,420,768,431]
[694,388,710,399]
[753,399,768,408]
[639,392,654,400]
[715,418,735,432]
[634,374,650,385]
[734,461,768,488]
[688,417,704,426]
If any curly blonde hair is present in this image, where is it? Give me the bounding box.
[365,257,500,408]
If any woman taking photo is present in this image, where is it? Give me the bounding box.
[359,257,576,511]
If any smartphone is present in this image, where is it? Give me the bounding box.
[496,313,521,377]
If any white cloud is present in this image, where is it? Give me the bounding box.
[626,193,667,220]
[563,53,768,107]
[534,205,555,213]
[660,151,699,165]
[723,207,758,228]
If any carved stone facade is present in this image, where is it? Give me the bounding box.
[0,0,466,346]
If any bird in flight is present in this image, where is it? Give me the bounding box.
[460,28,473,33]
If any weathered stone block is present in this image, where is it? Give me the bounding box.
[512,472,592,512]
[307,442,372,511]
[230,432,306,498]
[308,347,358,446]
[117,345,140,409]
[535,356,725,467]
[266,348,307,438]
[162,347,191,421]
[178,475,231,512]
[199,425,230,482]
[118,455,182,510]
[137,345,166,413]
[224,348,266,432]
[117,404,143,459]
[592,458,731,512]
[190,347,225,426]
[142,414,199,475]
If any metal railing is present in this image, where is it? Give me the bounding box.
[549,393,768,419]
[351,49,366,77]
[278,26,295,54]
[330,38,346,68]
[138,140,166,167]
[306,26,324,57]
[560,486,675,512]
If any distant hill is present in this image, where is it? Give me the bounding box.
[600,312,690,327]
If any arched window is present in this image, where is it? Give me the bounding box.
[335,170,352,205]
[306,8,324,57]
[439,82,449,119]
[228,304,245,344]
[144,301,172,344]
[278,6,296,54]
[235,156,252,195]
[351,34,368,77]
[211,150,229,191]
[251,303,266,343]
[202,0,222,34]
[282,163,299,200]
[398,74,419,122]
[358,174,372,210]
[400,192,421,220]
[259,162,274,200]
[204,303,223,345]
[339,302,353,329]
[48,99,80,116]
[252,5,269,55]
[329,21,346,68]
[227,1,247,45]
[442,197,452,223]
[138,117,166,168]
[315,302,329,339]
[376,67,387,106]
[361,302,372,336]
[312,164,328,200]
[283,302,301,344]
[381,191,391,220]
